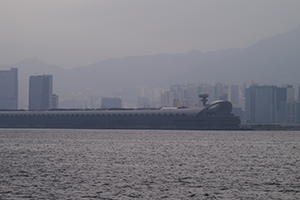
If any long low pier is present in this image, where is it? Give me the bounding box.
[0,101,241,130]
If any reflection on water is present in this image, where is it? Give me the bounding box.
[1,129,300,199]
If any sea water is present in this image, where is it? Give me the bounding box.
[0,129,299,199]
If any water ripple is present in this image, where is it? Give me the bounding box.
[0,129,300,199]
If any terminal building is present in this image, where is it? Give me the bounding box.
[0,94,240,130]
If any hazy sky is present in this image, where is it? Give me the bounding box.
[1,0,300,69]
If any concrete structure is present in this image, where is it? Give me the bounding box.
[0,68,18,109]
[29,75,53,110]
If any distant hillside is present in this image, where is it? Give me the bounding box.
[65,24,300,93]
[174,24,300,86]
[1,25,300,108]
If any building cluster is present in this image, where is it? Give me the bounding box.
[0,68,58,110]
[1,67,300,124]
[28,74,59,110]
[56,82,300,125]
[160,83,240,108]
[245,85,299,124]
[60,86,165,109]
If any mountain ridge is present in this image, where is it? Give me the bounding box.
[1,25,300,108]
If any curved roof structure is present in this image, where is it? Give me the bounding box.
[198,100,233,116]
[0,100,233,117]
[0,100,239,130]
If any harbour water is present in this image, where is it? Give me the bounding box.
[1,129,300,199]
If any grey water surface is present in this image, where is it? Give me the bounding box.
[1,129,300,199]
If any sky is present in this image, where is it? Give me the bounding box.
[1,0,300,69]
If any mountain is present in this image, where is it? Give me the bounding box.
[1,25,300,108]
[66,47,241,94]
[66,24,300,94]
[167,25,300,86]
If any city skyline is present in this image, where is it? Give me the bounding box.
[2,67,300,124]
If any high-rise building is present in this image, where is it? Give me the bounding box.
[228,82,240,106]
[245,85,295,123]
[186,84,198,108]
[246,86,276,123]
[137,86,149,98]
[0,68,18,109]
[211,83,225,102]
[52,94,59,109]
[149,87,164,108]
[29,75,53,110]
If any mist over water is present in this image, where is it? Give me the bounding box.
[1,129,300,199]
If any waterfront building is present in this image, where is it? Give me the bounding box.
[0,68,18,109]
[246,85,276,123]
[276,85,295,123]
[0,98,240,130]
[29,75,53,110]
[245,85,295,123]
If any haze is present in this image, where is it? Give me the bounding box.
[1,0,300,69]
